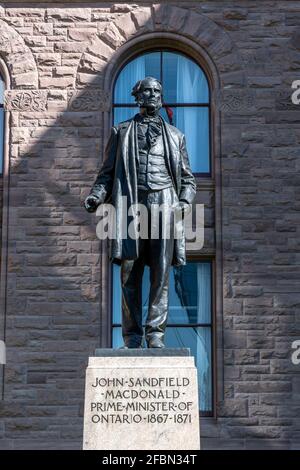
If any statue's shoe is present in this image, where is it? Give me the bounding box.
[147,338,165,348]
[120,344,142,349]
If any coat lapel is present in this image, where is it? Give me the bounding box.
[120,118,138,206]
[161,119,179,194]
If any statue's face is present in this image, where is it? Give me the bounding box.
[137,78,162,113]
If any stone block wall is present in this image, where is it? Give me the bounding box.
[0,1,299,449]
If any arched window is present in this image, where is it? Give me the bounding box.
[111,50,213,415]
[0,73,4,174]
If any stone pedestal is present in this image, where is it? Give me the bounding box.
[83,349,200,450]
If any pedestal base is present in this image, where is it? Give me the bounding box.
[83,349,200,450]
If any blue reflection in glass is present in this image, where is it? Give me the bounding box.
[163,52,209,104]
[114,52,160,104]
[113,107,139,125]
[169,107,209,174]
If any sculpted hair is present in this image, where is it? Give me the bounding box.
[131,77,163,99]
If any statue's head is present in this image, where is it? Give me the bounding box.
[131,77,163,114]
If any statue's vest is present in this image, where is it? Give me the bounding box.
[137,121,173,191]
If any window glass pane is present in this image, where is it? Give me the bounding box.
[112,327,123,348]
[170,263,211,324]
[112,325,212,413]
[173,107,209,174]
[144,52,161,82]
[112,261,211,325]
[114,52,160,104]
[155,107,210,174]
[113,107,139,125]
[163,52,209,104]
[0,108,3,173]
[165,326,212,412]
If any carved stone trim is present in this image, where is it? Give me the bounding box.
[4,90,47,111]
[67,89,111,112]
[4,89,111,112]
[216,89,256,114]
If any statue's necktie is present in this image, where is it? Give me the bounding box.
[139,116,162,147]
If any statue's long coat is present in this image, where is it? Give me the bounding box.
[89,115,196,266]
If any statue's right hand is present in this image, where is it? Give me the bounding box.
[84,195,100,213]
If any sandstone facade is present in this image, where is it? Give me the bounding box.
[0,1,299,449]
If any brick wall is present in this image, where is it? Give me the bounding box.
[0,1,299,449]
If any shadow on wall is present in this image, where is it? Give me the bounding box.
[0,5,178,450]
[0,28,112,454]
[1,97,104,448]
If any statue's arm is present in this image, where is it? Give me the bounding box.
[178,135,196,206]
[84,126,118,212]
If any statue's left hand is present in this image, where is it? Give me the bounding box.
[176,201,192,215]
[84,195,100,213]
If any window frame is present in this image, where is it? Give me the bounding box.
[0,57,9,400]
[105,43,221,418]
[112,48,212,177]
[0,71,4,175]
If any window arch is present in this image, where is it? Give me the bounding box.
[113,50,211,175]
[0,66,6,398]
[110,49,214,415]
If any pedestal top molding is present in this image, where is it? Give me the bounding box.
[94,348,191,357]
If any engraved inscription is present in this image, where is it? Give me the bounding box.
[89,375,194,425]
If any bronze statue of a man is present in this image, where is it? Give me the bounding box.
[85,77,196,348]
